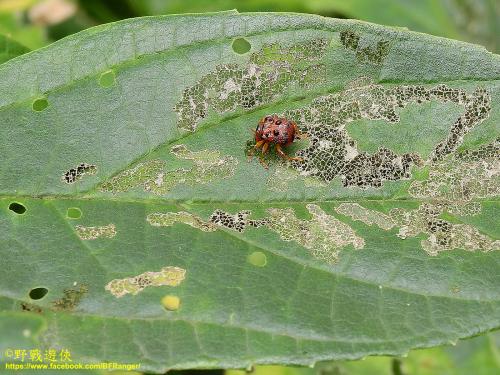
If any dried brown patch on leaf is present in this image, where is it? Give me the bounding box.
[20,302,43,314]
[105,266,186,298]
[52,285,88,311]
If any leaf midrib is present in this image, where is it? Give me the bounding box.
[1,195,499,203]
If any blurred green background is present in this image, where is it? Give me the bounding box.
[0,0,498,53]
[1,0,499,374]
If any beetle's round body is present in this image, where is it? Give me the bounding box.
[255,115,297,146]
[249,114,305,168]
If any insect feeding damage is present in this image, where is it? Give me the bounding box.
[399,138,499,255]
[337,202,500,256]
[148,206,363,264]
[336,138,499,256]
[409,137,500,215]
[172,36,490,191]
[285,80,491,188]
[267,204,364,264]
[340,30,390,64]
[335,203,395,231]
[20,302,43,314]
[99,145,237,195]
[63,163,97,184]
[109,34,495,260]
[174,39,329,132]
[99,159,166,193]
[147,210,268,233]
[147,211,217,232]
[144,145,238,195]
[75,223,116,240]
[171,35,492,189]
[52,285,88,311]
[391,203,499,256]
[105,266,186,298]
[210,209,270,232]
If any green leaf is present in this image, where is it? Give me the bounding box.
[401,332,500,375]
[226,331,500,375]
[0,11,499,373]
[126,0,500,52]
[308,0,500,52]
[0,13,47,50]
[0,33,30,64]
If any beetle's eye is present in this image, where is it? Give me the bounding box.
[265,116,273,122]
[274,130,280,136]
[275,119,282,125]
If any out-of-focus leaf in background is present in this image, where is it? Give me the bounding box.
[227,332,500,375]
[0,0,498,52]
[125,0,499,52]
[0,0,89,49]
[0,32,29,63]
[0,0,45,50]
[308,0,499,53]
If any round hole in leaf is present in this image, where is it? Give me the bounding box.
[247,251,267,267]
[232,38,251,54]
[99,70,116,88]
[29,287,48,300]
[32,98,49,112]
[9,202,26,214]
[67,207,82,219]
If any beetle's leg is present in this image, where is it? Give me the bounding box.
[276,144,303,162]
[247,140,265,161]
[258,156,269,169]
[257,142,270,169]
[255,140,265,149]
[262,142,269,155]
[293,123,309,140]
[297,132,309,140]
